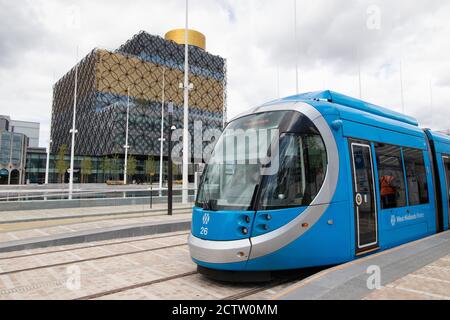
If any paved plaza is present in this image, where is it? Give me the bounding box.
[276,231,450,300]
[0,203,191,233]
[0,231,293,300]
[364,254,450,300]
[0,195,448,300]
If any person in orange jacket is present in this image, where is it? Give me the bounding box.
[380,174,396,207]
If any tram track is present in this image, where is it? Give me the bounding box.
[75,271,199,300]
[0,231,190,261]
[0,231,323,300]
[221,268,324,300]
[0,250,319,300]
[75,268,320,300]
[75,273,305,300]
[221,278,297,300]
[0,241,188,276]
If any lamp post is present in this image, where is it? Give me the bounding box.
[400,60,405,114]
[182,0,190,204]
[168,100,174,215]
[69,48,79,200]
[45,139,52,184]
[430,78,433,129]
[294,0,299,94]
[356,47,362,99]
[158,67,166,196]
[123,87,130,185]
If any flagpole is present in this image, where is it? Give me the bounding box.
[400,60,405,113]
[182,0,190,204]
[159,67,166,196]
[68,46,79,199]
[123,87,130,184]
[294,0,299,94]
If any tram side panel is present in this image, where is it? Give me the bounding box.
[340,117,437,254]
[426,130,450,231]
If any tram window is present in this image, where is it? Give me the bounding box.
[258,133,327,209]
[374,143,407,209]
[443,156,450,206]
[403,148,429,205]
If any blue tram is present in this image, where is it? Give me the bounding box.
[188,90,450,277]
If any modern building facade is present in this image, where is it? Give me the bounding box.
[0,115,30,185]
[9,120,40,148]
[49,30,226,183]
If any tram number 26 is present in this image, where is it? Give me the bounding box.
[200,227,208,236]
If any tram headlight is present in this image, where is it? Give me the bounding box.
[241,227,249,235]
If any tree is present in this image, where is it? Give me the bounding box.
[111,154,120,180]
[126,155,137,183]
[80,157,93,183]
[145,155,156,183]
[172,162,179,180]
[55,144,68,184]
[100,157,111,181]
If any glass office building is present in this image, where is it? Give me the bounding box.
[0,127,28,185]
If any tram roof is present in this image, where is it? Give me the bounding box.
[425,129,450,154]
[279,90,419,127]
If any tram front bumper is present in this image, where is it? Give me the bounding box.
[188,233,251,265]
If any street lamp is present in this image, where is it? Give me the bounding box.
[158,67,166,196]
[182,0,190,204]
[168,100,175,215]
[45,139,52,184]
[294,0,299,94]
[69,48,79,199]
[123,87,130,185]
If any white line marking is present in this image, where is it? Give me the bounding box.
[409,274,450,285]
[395,286,450,300]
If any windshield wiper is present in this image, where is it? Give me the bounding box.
[203,199,218,211]
[249,184,260,211]
[200,174,218,211]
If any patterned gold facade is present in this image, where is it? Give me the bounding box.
[50,31,226,158]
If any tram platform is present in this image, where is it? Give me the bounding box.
[275,230,450,300]
[0,204,192,253]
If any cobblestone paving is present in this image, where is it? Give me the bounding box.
[0,232,193,300]
[0,230,299,300]
[0,212,191,243]
[97,273,294,300]
[364,254,450,300]
[0,203,191,224]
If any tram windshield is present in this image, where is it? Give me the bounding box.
[196,111,327,211]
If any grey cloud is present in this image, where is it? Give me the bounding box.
[250,0,447,74]
[436,74,450,87]
[0,0,47,68]
[1,0,450,147]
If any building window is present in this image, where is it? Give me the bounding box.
[0,132,11,165]
[11,134,23,165]
[403,148,429,205]
[375,143,407,209]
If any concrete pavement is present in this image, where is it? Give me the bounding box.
[275,230,450,300]
[0,203,193,252]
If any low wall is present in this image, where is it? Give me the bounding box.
[0,195,196,212]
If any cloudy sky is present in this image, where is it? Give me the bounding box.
[1,0,450,147]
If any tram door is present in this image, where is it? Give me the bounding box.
[443,156,450,228]
[350,142,379,253]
